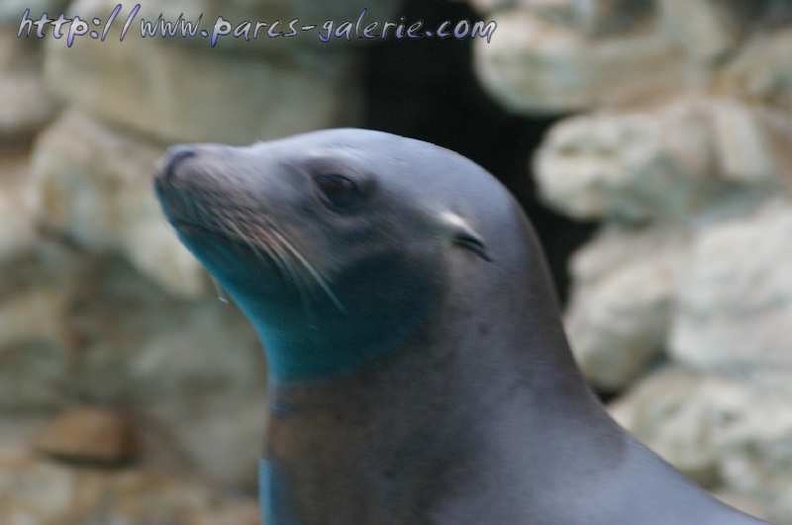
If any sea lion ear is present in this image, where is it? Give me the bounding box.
[440,211,493,262]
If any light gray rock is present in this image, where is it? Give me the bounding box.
[474,8,687,113]
[534,98,785,222]
[611,367,742,487]
[44,0,363,145]
[671,201,792,374]
[659,0,742,63]
[565,227,688,390]
[472,0,651,36]
[612,367,792,523]
[32,110,208,298]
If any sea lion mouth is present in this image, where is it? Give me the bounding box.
[170,218,233,240]
[170,210,347,315]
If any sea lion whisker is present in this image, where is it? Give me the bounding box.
[250,223,322,327]
[226,213,322,328]
[266,225,348,315]
[222,216,290,284]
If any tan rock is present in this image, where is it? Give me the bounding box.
[0,28,58,140]
[714,490,770,522]
[40,253,265,489]
[718,29,792,114]
[0,450,261,525]
[0,293,67,413]
[0,153,39,261]
[659,0,743,63]
[35,407,138,464]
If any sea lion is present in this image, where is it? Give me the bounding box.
[154,129,771,525]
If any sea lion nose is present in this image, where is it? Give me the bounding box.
[158,146,197,184]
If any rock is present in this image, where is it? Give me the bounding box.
[0,417,48,463]
[612,367,792,523]
[472,0,651,35]
[44,0,363,145]
[0,0,69,25]
[0,288,63,351]
[671,202,792,373]
[474,8,687,113]
[718,29,792,114]
[35,407,138,465]
[32,109,208,298]
[0,153,39,261]
[0,29,58,140]
[0,75,58,140]
[565,227,688,390]
[533,98,785,222]
[48,253,266,489]
[659,0,743,63]
[713,490,770,522]
[0,458,77,523]
[0,242,83,415]
[0,293,66,414]
[0,449,260,525]
[610,367,737,487]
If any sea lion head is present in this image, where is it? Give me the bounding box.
[154,129,519,382]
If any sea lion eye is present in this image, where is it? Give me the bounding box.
[314,173,361,209]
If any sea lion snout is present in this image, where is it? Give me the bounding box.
[156,145,197,185]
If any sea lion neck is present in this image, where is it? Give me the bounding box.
[261,214,619,525]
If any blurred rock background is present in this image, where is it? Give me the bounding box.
[0,0,790,524]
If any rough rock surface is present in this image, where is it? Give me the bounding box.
[0,27,59,142]
[0,454,260,525]
[35,407,139,464]
[534,98,786,223]
[613,367,792,522]
[44,0,363,145]
[475,1,792,115]
[565,227,688,390]
[475,8,685,113]
[0,152,39,261]
[671,202,792,374]
[0,245,266,489]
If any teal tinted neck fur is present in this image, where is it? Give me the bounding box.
[218,265,438,383]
